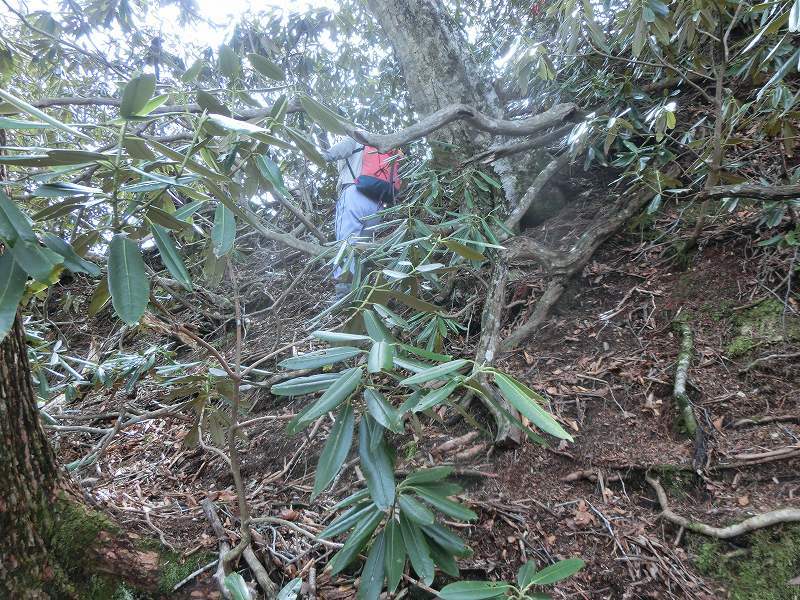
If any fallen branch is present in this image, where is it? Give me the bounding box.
[504,152,573,231]
[646,476,800,539]
[242,545,277,598]
[731,414,800,428]
[704,182,800,200]
[201,498,234,600]
[673,319,699,437]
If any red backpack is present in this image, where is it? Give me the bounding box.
[346,145,403,204]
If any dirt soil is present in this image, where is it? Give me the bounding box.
[45,200,799,599]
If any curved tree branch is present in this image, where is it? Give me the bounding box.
[504,151,573,230]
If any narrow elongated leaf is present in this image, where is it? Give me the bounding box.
[363,309,396,343]
[278,347,363,369]
[33,182,102,198]
[173,200,206,221]
[300,96,350,135]
[320,501,374,539]
[791,0,800,32]
[212,204,235,258]
[0,88,90,140]
[120,73,156,118]
[0,253,26,340]
[207,113,267,136]
[398,494,435,525]
[400,343,452,362]
[421,522,471,557]
[276,578,302,600]
[400,359,469,386]
[312,330,371,343]
[0,189,36,242]
[196,90,231,117]
[413,378,461,412]
[517,560,538,588]
[493,372,572,441]
[312,403,354,499]
[271,372,342,396]
[287,367,362,433]
[150,224,192,290]
[333,489,369,510]
[283,125,326,167]
[328,509,383,575]
[218,45,240,78]
[107,234,149,325]
[247,53,285,80]
[357,531,386,600]
[88,277,111,316]
[438,581,510,600]
[412,487,477,521]
[365,388,403,433]
[223,572,251,600]
[32,197,86,222]
[428,539,460,577]
[181,59,204,83]
[359,415,395,510]
[41,234,100,276]
[442,239,485,262]
[367,341,393,373]
[384,518,405,593]
[398,514,434,585]
[402,466,453,485]
[9,241,62,282]
[0,117,49,129]
[525,558,585,585]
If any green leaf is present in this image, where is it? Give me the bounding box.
[247,53,285,80]
[271,372,342,396]
[223,572,251,600]
[493,373,572,441]
[333,488,370,510]
[107,234,149,325]
[41,234,100,277]
[367,341,393,373]
[218,45,241,78]
[359,415,396,510]
[278,347,364,369]
[525,558,585,585]
[146,206,191,232]
[365,388,403,433]
[0,253,26,341]
[421,522,471,557]
[276,578,302,600]
[33,182,102,198]
[181,59,204,83]
[312,330,371,343]
[791,0,800,33]
[428,539,460,577]
[287,367,363,433]
[120,73,156,118]
[0,117,49,130]
[362,309,396,343]
[312,403,354,500]
[328,509,383,575]
[357,530,386,600]
[412,487,477,521]
[399,344,452,362]
[136,94,169,117]
[196,90,231,117]
[32,198,86,222]
[517,560,537,588]
[437,581,510,600]
[0,88,91,140]
[398,514,434,585]
[9,241,62,282]
[413,378,461,412]
[0,188,36,243]
[211,203,235,258]
[442,239,485,262]
[402,466,453,485]
[373,303,410,327]
[150,224,192,291]
[320,501,375,538]
[398,494,435,525]
[88,277,111,316]
[299,96,350,135]
[282,125,326,167]
[384,518,405,593]
[400,359,469,386]
[207,114,267,136]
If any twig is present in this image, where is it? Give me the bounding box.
[172,559,217,591]
[242,545,277,598]
[673,319,699,437]
[646,475,800,539]
[202,498,233,600]
[250,516,343,549]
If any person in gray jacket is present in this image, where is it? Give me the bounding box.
[322,136,382,300]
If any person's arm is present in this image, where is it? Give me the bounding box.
[321,137,358,162]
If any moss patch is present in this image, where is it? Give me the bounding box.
[158,550,216,595]
[691,525,800,599]
[726,299,800,357]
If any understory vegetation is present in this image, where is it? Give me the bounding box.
[0,0,799,598]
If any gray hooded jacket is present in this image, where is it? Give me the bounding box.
[321,137,364,196]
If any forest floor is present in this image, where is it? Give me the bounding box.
[44,195,799,599]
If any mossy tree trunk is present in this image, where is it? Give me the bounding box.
[0,314,210,598]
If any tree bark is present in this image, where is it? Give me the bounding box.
[0,316,218,598]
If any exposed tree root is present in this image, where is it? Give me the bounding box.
[672,319,699,437]
[646,476,800,539]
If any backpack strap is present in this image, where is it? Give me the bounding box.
[343,146,364,181]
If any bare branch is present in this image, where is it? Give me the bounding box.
[463,124,574,165]
[504,152,573,230]
[347,102,577,152]
[705,183,800,200]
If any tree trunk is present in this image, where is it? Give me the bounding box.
[0,318,215,598]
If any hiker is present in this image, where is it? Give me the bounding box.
[322,136,401,299]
